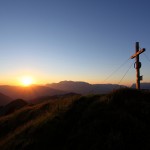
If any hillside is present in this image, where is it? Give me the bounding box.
[0,92,13,106]
[0,88,150,150]
[0,99,28,116]
[47,81,124,94]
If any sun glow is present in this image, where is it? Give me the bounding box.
[20,76,33,86]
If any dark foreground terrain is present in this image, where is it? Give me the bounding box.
[0,88,150,150]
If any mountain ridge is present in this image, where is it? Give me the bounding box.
[0,99,28,116]
[0,92,13,106]
[47,80,125,95]
[131,82,150,89]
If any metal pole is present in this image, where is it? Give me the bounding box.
[135,42,140,90]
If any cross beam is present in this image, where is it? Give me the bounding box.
[130,48,145,59]
[130,42,146,90]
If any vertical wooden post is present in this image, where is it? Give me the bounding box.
[135,42,140,90]
[130,42,145,90]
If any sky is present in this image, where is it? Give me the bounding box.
[0,0,150,86]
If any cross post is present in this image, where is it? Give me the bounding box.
[130,42,146,90]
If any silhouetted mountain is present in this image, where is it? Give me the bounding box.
[47,81,124,95]
[131,82,150,89]
[0,85,66,100]
[0,92,13,106]
[1,89,150,150]
[0,99,28,116]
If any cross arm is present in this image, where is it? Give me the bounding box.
[130,48,146,59]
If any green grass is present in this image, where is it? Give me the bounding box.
[0,89,150,150]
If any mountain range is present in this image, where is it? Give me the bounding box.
[47,81,125,95]
[0,81,125,105]
[131,82,150,89]
[0,81,150,106]
[0,85,66,101]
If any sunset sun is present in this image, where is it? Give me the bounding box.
[20,76,33,86]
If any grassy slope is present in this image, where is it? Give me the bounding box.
[0,89,150,150]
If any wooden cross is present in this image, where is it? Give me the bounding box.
[130,42,146,90]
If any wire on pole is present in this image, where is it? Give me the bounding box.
[118,61,134,85]
[103,58,130,83]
